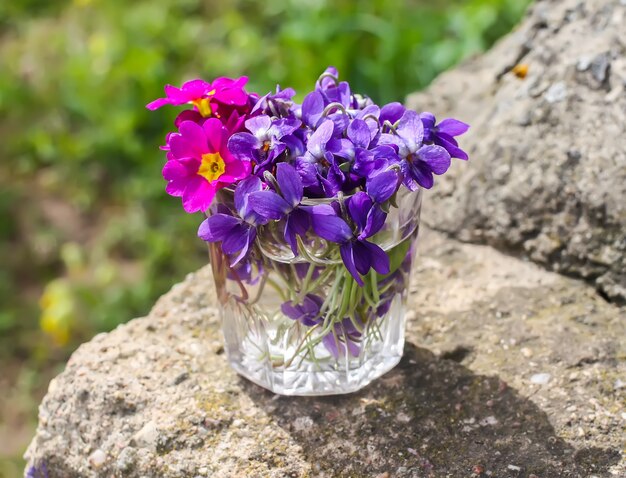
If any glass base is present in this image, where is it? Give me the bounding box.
[231,351,403,396]
[223,297,407,396]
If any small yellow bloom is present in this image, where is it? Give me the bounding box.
[39,280,74,346]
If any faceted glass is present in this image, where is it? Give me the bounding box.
[208,187,422,395]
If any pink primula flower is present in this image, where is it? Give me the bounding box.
[147,77,249,118]
[162,119,251,213]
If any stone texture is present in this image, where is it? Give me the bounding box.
[406,0,626,303]
[25,229,625,477]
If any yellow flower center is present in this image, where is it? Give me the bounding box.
[198,152,226,183]
[192,98,212,117]
[192,89,216,117]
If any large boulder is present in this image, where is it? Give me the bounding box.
[24,230,625,477]
[407,0,626,303]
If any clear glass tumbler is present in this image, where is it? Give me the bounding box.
[208,186,422,395]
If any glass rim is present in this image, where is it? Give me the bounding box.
[220,183,421,205]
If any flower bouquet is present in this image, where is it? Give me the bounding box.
[148,67,468,395]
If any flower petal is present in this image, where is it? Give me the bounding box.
[165,179,186,197]
[244,115,272,137]
[310,206,353,243]
[229,227,256,266]
[351,241,372,276]
[347,119,371,149]
[410,161,434,189]
[268,117,301,139]
[396,110,424,154]
[248,190,291,220]
[295,156,321,188]
[234,176,262,218]
[362,241,390,275]
[180,79,212,99]
[340,242,364,286]
[182,176,215,213]
[352,148,376,176]
[361,205,387,239]
[197,214,241,242]
[380,102,406,125]
[220,157,251,183]
[221,224,250,255]
[284,208,310,255]
[162,159,189,181]
[366,169,399,204]
[146,98,171,110]
[179,120,208,151]
[347,192,373,233]
[400,160,419,191]
[322,333,341,358]
[227,132,260,162]
[437,118,469,137]
[301,90,325,128]
[416,145,451,175]
[345,334,361,357]
[276,162,303,207]
[202,118,225,153]
[436,133,469,160]
[420,112,436,142]
[308,119,334,158]
[174,110,205,128]
[328,138,354,161]
[170,132,203,160]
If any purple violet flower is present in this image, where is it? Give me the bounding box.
[366,168,401,204]
[228,115,301,175]
[251,86,296,116]
[295,119,335,191]
[323,317,362,358]
[197,176,267,265]
[354,104,381,139]
[281,294,361,357]
[379,110,451,190]
[300,90,325,129]
[248,163,310,254]
[379,102,406,126]
[316,66,352,108]
[342,118,399,182]
[421,112,470,160]
[310,192,390,285]
[281,294,324,327]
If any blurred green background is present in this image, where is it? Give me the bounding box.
[0,0,530,475]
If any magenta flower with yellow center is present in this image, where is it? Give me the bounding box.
[163,119,251,213]
[146,77,249,119]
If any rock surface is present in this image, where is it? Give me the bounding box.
[25,229,625,477]
[406,0,626,303]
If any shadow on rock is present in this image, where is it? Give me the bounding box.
[242,343,620,477]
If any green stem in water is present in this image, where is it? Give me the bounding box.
[266,277,289,302]
[336,272,354,322]
[370,270,380,304]
[296,262,317,302]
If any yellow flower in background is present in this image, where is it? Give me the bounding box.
[39,279,75,346]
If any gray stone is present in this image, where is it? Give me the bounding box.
[24,230,625,477]
[406,0,626,303]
